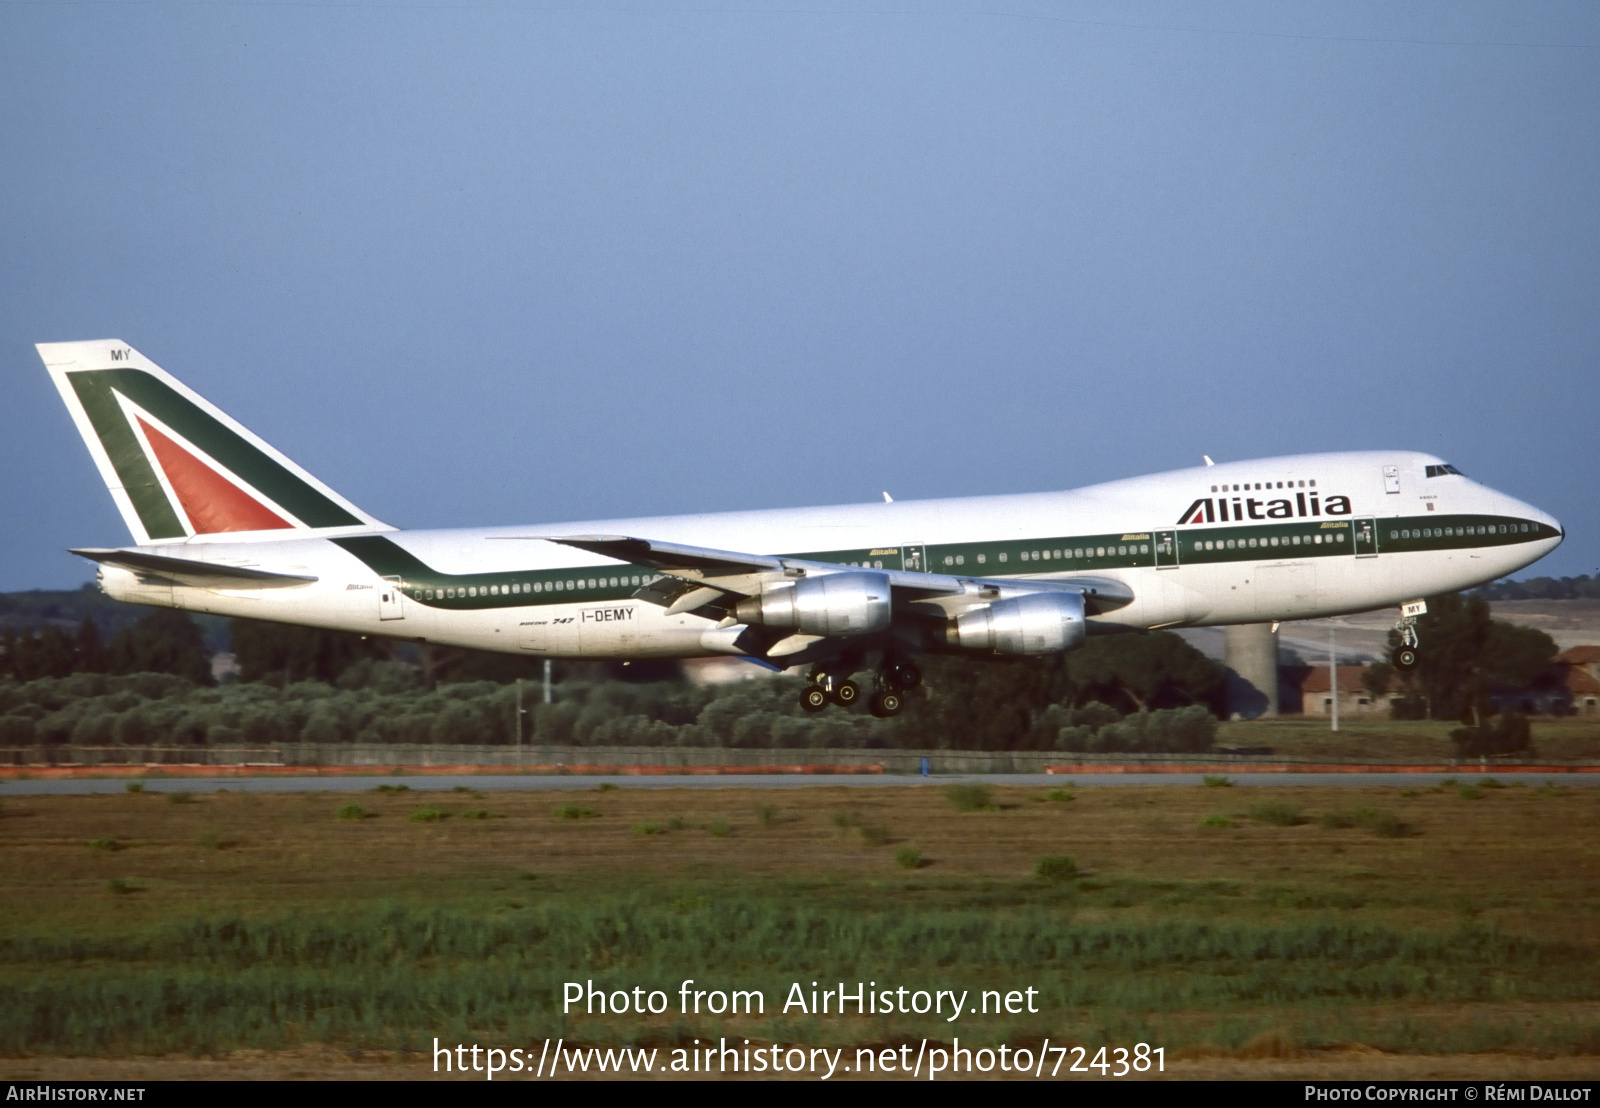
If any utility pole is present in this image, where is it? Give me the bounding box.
[515,678,524,764]
[1329,622,1340,733]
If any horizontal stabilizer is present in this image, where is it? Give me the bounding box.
[71,548,318,589]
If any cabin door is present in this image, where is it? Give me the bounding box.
[378,576,405,621]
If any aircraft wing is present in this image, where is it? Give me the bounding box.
[549,535,1133,618]
[70,548,318,590]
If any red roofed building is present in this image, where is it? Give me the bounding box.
[1297,665,1399,718]
[1550,646,1600,716]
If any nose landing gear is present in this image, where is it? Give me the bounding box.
[1391,609,1422,671]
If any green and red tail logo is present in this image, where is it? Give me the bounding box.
[38,340,389,545]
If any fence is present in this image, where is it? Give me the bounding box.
[2,744,1586,775]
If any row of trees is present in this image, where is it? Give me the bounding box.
[0,665,1218,753]
[0,612,211,685]
[0,618,1228,751]
[1472,574,1600,601]
[0,585,1566,752]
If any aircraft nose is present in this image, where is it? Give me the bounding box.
[1509,495,1562,542]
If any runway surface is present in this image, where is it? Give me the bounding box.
[3,772,1596,795]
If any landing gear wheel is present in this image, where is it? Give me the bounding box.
[888,662,922,690]
[800,686,830,713]
[1392,647,1419,672]
[831,680,861,707]
[869,690,904,718]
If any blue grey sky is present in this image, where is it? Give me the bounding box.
[3,1,1596,591]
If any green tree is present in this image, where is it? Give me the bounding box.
[1361,660,1396,704]
[908,632,1222,750]
[74,617,107,673]
[4,625,78,681]
[229,619,388,685]
[1479,621,1558,690]
[1064,632,1225,714]
[109,610,212,685]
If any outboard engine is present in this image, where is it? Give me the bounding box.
[734,570,892,636]
[949,591,1087,655]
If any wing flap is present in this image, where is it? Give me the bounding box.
[552,535,782,577]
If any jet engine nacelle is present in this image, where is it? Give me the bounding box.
[949,591,1087,655]
[734,570,891,636]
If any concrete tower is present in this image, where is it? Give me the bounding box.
[1225,622,1280,719]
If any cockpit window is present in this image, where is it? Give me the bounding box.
[1425,463,1465,478]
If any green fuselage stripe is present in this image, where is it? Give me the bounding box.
[332,514,1556,613]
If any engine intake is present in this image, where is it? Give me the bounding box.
[949,591,1087,655]
[734,571,891,636]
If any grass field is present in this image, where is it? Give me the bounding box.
[2,778,1598,1079]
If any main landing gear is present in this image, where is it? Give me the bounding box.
[800,660,922,717]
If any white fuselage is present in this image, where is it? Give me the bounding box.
[95,450,1562,661]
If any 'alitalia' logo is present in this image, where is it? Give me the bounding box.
[1176,491,1352,525]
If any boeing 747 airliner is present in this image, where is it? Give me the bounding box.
[39,340,1562,716]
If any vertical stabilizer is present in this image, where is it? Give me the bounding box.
[38,340,391,545]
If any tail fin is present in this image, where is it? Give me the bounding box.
[38,340,391,545]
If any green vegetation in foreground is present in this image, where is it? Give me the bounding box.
[3,879,1598,1057]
